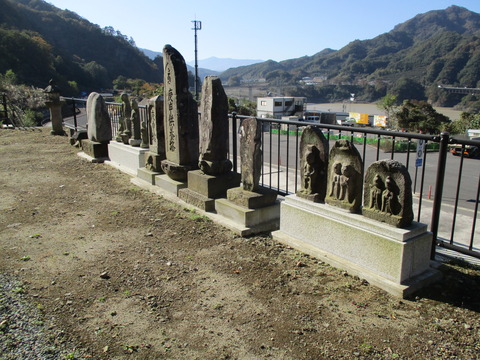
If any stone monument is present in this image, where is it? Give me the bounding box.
[119,93,132,144]
[215,117,279,235]
[159,44,199,188]
[296,126,329,202]
[325,139,363,213]
[136,95,166,184]
[179,76,240,211]
[363,159,414,228]
[129,98,142,147]
[44,79,65,136]
[115,93,127,142]
[81,92,111,162]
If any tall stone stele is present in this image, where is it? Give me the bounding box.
[118,93,132,144]
[179,76,240,211]
[144,95,165,171]
[160,44,199,181]
[129,98,142,146]
[226,117,277,209]
[44,79,65,136]
[325,139,363,213]
[82,92,112,162]
[363,159,414,228]
[296,126,329,202]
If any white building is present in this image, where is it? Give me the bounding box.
[256,96,306,119]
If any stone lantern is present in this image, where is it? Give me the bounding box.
[44,79,64,135]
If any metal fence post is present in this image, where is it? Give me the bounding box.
[71,98,78,132]
[430,132,449,259]
[231,112,237,173]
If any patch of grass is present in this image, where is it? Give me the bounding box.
[123,290,131,297]
[64,352,76,360]
[98,296,106,303]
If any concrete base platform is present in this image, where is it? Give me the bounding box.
[215,198,280,236]
[137,167,160,185]
[155,174,187,196]
[107,141,148,176]
[272,194,441,298]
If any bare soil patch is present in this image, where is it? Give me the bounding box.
[1,128,480,359]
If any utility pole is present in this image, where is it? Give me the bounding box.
[191,19,202,100]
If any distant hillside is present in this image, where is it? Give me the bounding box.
[219,6,480,106]
[187,57,264,72]
[0,0,163,93]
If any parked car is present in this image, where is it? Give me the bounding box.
[449,137,480,158]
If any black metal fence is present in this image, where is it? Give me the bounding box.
[60,97,480,260]
[230,114,480,260]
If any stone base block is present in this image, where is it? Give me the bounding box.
[145,152,165,174]
[214,198,280,236]
[178,188,215,212]
[129,139,142,147]
[107,141,148,176]
[188,170,241,199]
[272,195,441,297]
[155,174,187,196]
[137,167,160,185]
[81,139,109,162]
[227,186,277,209]
[161,160,198,182]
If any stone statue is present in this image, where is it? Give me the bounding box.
[363,160,413,227]
[325,140,363,213]
[120,93,132,144]
[296,126,328,202]
[129,98,141,146]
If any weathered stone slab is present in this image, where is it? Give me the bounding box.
[198,76,231,175]
[296,126,329,203]
[86,92,112,143]
[161,45,199,181]
[363,159,414,228]
[325,139,363,213]
[239,117,262,192]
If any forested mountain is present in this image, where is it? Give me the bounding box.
[0,0,163,94]
[220,6,480,107]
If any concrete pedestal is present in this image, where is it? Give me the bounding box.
[107,141,148,176]
[80,139,109,163]
[272,195,441,297]
[137,167,161,185]
[178,170,241,212]
[155,174,187,196]
[214,186,280,236]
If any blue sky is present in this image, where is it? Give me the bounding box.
[46,0,480,63]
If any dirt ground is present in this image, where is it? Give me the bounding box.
[1,128,480,360]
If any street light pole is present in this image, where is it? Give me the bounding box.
[191,19,202,100]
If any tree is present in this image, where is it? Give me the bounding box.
[389,77,426,102]
[395,100,450,134]
[377,94,398,129]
